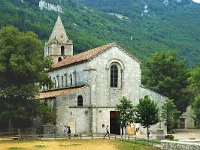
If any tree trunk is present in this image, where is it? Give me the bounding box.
[125,127,127,140]
[8,118,12,132]
[120,127,122,139]
[147,127,149,140]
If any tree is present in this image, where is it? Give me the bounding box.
[189,65,200,128]
[142,51,190,112]
[0,26,53,130]
[188,65,200,96]
[161,99,180,133]
[192,95,200,128]
[116,97,135,137]
[134,96,159,140]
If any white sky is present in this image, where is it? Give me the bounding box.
[193,0,200,3]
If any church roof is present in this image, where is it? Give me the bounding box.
[47,16,69,44]
[38,86,85,99]
[52,43,116,69]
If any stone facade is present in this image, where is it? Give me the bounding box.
[161,140,200,150]
[44,16,73,65]
[179,105,195,129]
[39,16,168,135]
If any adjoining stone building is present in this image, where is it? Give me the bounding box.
[39,16,167,135]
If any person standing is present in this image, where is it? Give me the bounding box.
[64,126,67,137]
[104,125,110,138]
[17,129,23,140]
[67,126,71,139]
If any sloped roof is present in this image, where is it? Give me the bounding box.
[52,43,115,69]
[47,16,69,44]
[38,86,85,99]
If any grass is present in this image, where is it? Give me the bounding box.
[1,139,160,150]
[7,147,27,150]
[59,143,82,147]
[118,140,160,150]
[134,138,161,145]
[34,144,47,148]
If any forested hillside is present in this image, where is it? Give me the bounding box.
[1,0,200,66]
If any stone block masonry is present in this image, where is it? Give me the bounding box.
[161,140,200,150]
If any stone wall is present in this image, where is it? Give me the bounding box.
[139,86,167,108]
[55,86,91,134]
[161,140,200,150]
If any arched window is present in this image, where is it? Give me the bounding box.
[65,73,67,87]
[70,74,73,86]
[61,46,65,56]
[53,77,56,88]
[61,76,64,88]
[58,57,62,62]
[77,95,83,107]
[110,65,118,87]
[56,75,60,88]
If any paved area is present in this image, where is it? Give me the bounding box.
[172,129,200,140]
[1,129,200,142]
[135,129,200,140]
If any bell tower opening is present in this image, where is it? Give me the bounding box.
[58,57,62,62]
[61,46,65,56]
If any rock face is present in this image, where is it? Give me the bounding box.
[161,140,200,150]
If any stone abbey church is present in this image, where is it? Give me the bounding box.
[39,16,167,135]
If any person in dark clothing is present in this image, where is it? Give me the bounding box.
[104,125,110,138]
[17,129,23,140]
[67,126,71,139]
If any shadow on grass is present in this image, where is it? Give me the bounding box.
[7,147,27,150]
[59,143,82,147]
[34,144,47,148]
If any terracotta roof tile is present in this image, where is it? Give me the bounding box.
[38,86,85,99]
[52,43,115,69]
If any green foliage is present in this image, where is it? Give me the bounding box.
[188,65,200,96]
[1,0,200,66]
[79,0,200,66]
[142,51,190,112]
[0,26,52,129]
[117,140,160,150]
[192,95,200,128]
[116,97,135,129]
[161,99,180,132]
[134,96,159,139]
[0,26,52,99]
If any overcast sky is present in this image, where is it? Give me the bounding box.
[193,0,200,3]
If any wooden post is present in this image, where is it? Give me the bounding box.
[135,137,136,144]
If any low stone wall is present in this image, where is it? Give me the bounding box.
[161,140,200,150]
[180,139,200,144]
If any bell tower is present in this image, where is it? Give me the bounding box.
[44,16,73,64]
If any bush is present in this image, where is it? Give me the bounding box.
[165,134,174,140]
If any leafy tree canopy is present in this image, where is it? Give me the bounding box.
[134,95,159,139]
[142,51,190,112]
[116,97,135,129]
[161,99,180,132]
[188,65,200,97]
[0,26,52,129]
[1,0,200,66]
[0,26,52,99]
[192,95,200,128]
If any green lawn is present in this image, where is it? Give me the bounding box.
[0,139,160,150]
